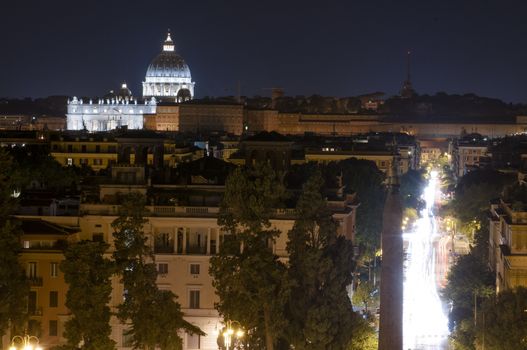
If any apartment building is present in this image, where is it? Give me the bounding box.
[488,191,527,293]
[452,133,489,178]
[12,160,358,350]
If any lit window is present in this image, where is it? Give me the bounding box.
[28,262,37,278]
[67,158,73,166]
[189,290,200,309]
[49,291,58,307]
[190,263,200,275]
[158,263,169,275]
[122,330,133,348]
[187,333,200,349]
[49,320,58,336]
[50,262,58,277]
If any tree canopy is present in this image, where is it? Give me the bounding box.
[112,193,202,350]
[443,169,515,227]
[0,148,29,345]
[59,241,115,350]
[210,163,289,350]
[443,226,495,349]
[476,287,527,350]
[285,171,357,349]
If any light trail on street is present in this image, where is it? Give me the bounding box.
[403,170,450,350]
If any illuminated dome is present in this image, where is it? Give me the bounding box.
[145,51,191,79]
[142,31,195,102]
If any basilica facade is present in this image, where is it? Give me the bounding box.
[66,84,156,132]
[67,31,195,132]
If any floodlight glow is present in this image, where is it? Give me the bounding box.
[403,172,449,349]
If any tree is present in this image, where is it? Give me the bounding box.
[336,159,386,257]
[8,145,78,193]
[0,148,29,346]
[447,170,515,225]
[352,281,377,314]
[112,192,202,350]
[59,241,115,350]
[443,226,494,349]
[347,313,378,350]
[399,169,426,210]
[210,163,288,350]
[475,287,527,350]
[285,172,357,349]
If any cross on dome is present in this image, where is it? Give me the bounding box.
[163,29,175,52]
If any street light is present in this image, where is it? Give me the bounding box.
[221,320,244,350]
[9,335,42,350]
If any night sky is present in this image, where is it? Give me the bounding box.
[2,0,527,102]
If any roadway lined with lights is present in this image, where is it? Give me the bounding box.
[403,171,450,350]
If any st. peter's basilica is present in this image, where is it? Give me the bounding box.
[67,31,194,132]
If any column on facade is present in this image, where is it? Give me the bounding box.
[172,227,177,253]
[182,228,187,254]
[174,227,179,254]
[206,228,211,255]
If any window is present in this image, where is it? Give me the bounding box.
[189,290,200,309]
[94,159,102,165]
[187,333,200,349]
[67,145,73,152]
[28,262,37,278]
[122,329,133,348]
[28,291,37,314]
[50,262,58,277]
[49,320,58,336]
[158,263,168,275]
[81,145,86,153]
[92,233,104,242]
[23,240,30,249]
[49,291,58,307]
[95,145,100,153]
[190,263,200,275]
[67,158,73,166]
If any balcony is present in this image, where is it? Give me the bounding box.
[154,239,174,254]
[187,244,207,255]
[80,204,220,218]
[28,276,43,287]
[23,240,67,251]
[28,307,43,316]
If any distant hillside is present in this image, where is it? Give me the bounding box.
[0,96,68,116]
[381,92,527,118]
[3,92,526,119]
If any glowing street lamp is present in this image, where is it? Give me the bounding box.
[9,335,42,350]
[221,320,244,350]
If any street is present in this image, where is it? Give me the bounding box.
[403,171,450,350]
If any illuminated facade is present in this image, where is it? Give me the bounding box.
[142,31,195,101]
[489,198,527,293]
[66,84,156,132]
[11,168,357,350]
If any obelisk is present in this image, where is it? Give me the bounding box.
[378,159,404,350]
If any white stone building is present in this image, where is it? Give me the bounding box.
[66,84,156,132]
[142,31,195,101]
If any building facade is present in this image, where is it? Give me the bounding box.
[489,196,527,293]
[66,86,156,132]
[11,162,357,350]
